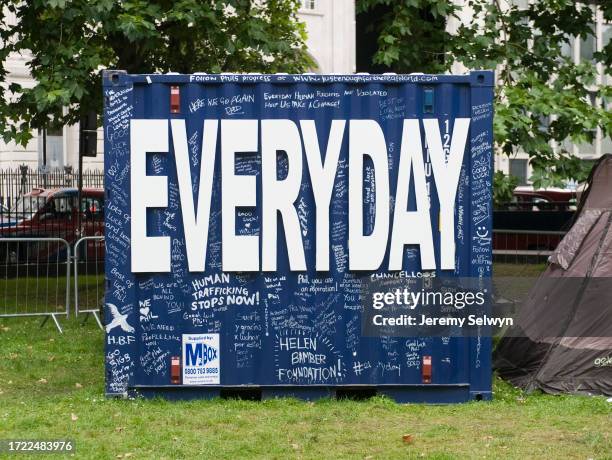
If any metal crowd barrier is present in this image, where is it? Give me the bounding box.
[0,229,565,334]
[493,229,567,263]
[73,236,105,330]
[0,237,71,333]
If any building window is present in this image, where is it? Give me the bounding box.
[579,27,596,62]
[37,127,64,171]
[560,36,574,58]
[603,23,611,51]
[512,0,530,10]
[301,0,316,10]
[564,8,609,159]
[509,159,528,185]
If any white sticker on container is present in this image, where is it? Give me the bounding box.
[182,333,220,385]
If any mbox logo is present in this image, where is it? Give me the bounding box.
[186,342,218,366]
[182,333,220,385]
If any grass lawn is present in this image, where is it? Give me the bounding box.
[492,263,548,277]
[0,317,610,460]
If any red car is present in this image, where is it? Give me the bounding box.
[0,187,104,262]
[507,186,577,211]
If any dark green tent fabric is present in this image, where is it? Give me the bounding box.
[494,155,612,396]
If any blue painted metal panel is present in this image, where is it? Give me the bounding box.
[103,71,494,402]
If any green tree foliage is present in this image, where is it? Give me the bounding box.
[0,0,312,145]
[356,0,457,73]
[358,0,611,187]
[492,170,518,207]
[357,0,456,73]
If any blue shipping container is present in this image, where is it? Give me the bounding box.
[103,71,494,403]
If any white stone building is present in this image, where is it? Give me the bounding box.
[0,0,356,171]
[299,0,356,73]
[448,0,611,185]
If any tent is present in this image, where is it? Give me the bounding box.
[494,154,612,395]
